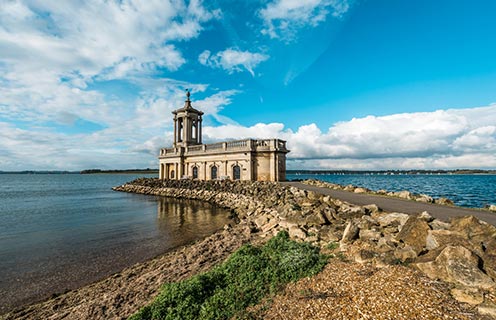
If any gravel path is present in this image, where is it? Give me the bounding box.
[283,182,496,226]
[258,259,484,320]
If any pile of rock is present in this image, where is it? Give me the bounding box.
[114,178,496,317]
[113,178,370,245]
[303,179,456,205]
[341,210,496,315]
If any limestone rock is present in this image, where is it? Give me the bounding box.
[482,238,496,281]
[340,219,360,244]
[359,229,381,242]
[415,245,495,290]
[261,218,279,233]
[394,245,417,263]
[416,194,434,203]
[374,212,409,229]
[478,302,496,318]
[450,215,496,246]
[396,190,412,200]
[395,216,430,255]
[429,219,450,230]
[418,211,434,222]
[254,215,269,228]
[425,229,479,254]
[354,187,368,194]
[354,249,379,263]
[363,204,381,214]
[436,197,454,206]
[288,226,307,240]
[450,287,484,305]
[489,204,496,212]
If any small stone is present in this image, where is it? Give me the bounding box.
[363,204,381,214]
[418,211,434,222]
[340,219,360,244]
[354,187,368,194]
[436,197,454,206]
[288,226,306,240]
[416,194,434,203]
[359,229,381,242]
[488,204,496,212]
[261,219,279,233]
[394,245,417,262]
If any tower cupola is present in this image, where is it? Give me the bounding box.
[172,90,204,147]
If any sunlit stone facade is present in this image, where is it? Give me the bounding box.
[159,92,289,181]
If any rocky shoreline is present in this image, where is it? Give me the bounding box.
[3,178,496,319]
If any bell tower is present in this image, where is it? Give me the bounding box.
[172,90,204,148]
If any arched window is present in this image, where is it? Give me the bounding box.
[192,166,198,179]
[170,170,175,179]
[233,165,241,180]
[211,166,217,180]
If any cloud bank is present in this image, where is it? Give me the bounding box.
[203,105,496,170]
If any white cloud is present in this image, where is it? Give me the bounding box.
[200,105,496,169]
[198,49,269,76]
[0,0,218,125]
[259,0,350,39]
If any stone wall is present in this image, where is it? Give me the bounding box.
[114,178,496,316]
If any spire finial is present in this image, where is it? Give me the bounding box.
[186,89,191,101]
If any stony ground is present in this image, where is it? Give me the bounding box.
[255,258,485,320]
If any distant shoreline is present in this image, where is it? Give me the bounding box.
[1,169,495,175]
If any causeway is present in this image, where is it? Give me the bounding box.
[282,181,496,226]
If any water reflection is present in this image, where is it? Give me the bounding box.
[156,197,231,241]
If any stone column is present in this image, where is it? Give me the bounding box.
[195,120,199,143]
[173,117,177,145]
[199,117,202,144]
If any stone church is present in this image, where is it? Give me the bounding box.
[159,91,289,181]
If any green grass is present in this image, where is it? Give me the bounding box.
[129,231,328,320]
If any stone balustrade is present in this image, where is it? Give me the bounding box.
[159,138,287,157]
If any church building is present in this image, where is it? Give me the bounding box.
[159,91,289,181]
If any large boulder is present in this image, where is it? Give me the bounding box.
[450,215,496,247]
[395,216,430,255]
[425,229,482,255]
[415,245,495,290]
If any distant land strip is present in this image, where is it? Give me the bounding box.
[0,169,494,175]
[287,169,496,175]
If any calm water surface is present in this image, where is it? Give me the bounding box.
[0,174,231,313]
[287,174,496,208]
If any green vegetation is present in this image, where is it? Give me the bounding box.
[325,241,339,250]
[129,231,327,320]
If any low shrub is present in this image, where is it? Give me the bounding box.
[129,231,327,320]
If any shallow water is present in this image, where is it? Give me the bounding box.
[287,173,496,208]
[0,174,231,313]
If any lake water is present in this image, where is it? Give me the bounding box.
[0,174,231,313]
[287,173,496,208]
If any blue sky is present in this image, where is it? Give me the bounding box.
[1,0,496,170]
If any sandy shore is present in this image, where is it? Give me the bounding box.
[1,222,256,320]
